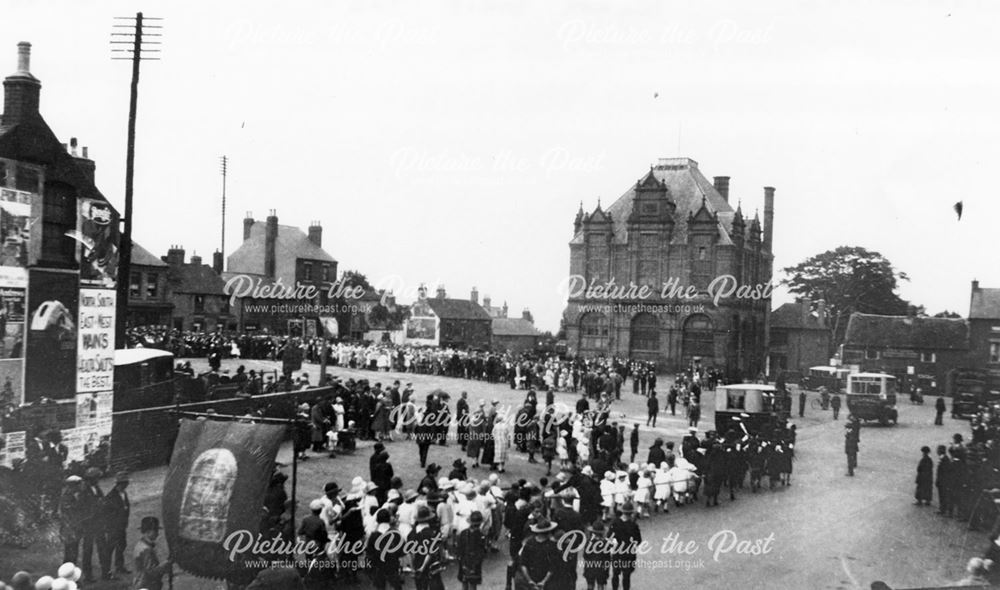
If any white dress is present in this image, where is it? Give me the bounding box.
[653,469,672,501]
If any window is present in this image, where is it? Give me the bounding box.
[637,233,658,288]
[146,273,158,298]
[691,240,712,290]
[194,295,205,312]
[586,237,608,283]
[580,313,609,352]
[920,352,936,363]
[303,262,312,281]
[989,342,1000,364]
[322,264,331,282]
[630,313,659,352]
[41,183,77,265]
[865,349,880,360]
[130,273,141,298]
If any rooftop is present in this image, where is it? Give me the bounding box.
[843,313,969,351]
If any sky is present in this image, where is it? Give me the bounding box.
[3,1,999,332]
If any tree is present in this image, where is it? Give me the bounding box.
[933,310,962,319]
[340,270,373,293]
[781,246,916,345]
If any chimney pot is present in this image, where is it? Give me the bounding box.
[471,287,479,304]
[212,251,223,274]
[972,279,980,291]
[16,42,30,73]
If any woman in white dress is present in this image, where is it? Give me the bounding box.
[492,420,510,473]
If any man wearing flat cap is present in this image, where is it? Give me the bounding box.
[133,516,172,590]
[103,471,131,576]
[59,475,85,571]
[80,467,111,582]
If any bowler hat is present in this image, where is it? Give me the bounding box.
[139,516,160,532]
[414,505,436,523]
[324,482,341,494]
[469,511,484,525]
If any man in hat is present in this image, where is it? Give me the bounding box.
[456,391,471,451]
[415,409,436,468]
[609,501,641,590]
[103,471,131,576]
[80,467,111,582]
[59,475,85,569]
[299,499,330,561]
[133,517,172,590]
[317,481,344,565]
[411,505,445,590]
[583,520,611,590]
[456,511,487,590]
[449,459,468,481]
[516,518,557,589]
[419,464,441,495]
[845,419,860,476]
[366,508,405,590]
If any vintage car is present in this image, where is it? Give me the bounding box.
[950,370,988,419]
[714,384,791,436]
[846,372,898,426]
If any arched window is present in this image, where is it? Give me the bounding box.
[682,313,714,359]
[579,312,608,352]
[630,313,659,352]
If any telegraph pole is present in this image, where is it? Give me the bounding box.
[111,13,161,349]
[220,155,228,259]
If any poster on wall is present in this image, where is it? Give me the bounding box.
[0,188,33,271]
[1,430,26,468]
[0,286,25,359]
[0,359,23,409]
[406,317,437,341]
[25,270,78,403]
[77,289,115,392]
[72,198,119,288]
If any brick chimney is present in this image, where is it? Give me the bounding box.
[970,279,980,317]
[164,245,185,266]
[212,250,223,274]
[190,253,202,266]
[713,176,730,202]
[264,210,278,279]
[763,186,775,252]
[470,286,479,304]
[436,285,446,299]
[243,212,255,241]
[501,301,508,318]
[522,308,534,323]
[69,139,96,185]
[307,220,322,248]
[817,299,826,328]
[1,42,41,129]
[483,295,492,310]
[801,297,812,326]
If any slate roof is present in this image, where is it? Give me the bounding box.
[130,241,169,268]
[970,287,1000,319]
[227,221,336,286]
[770,302,826,330]
[843,313,969,351]
[570,158,741,246]
[169,263,228,295]
[492,318,541,337]
[425,297,491,321]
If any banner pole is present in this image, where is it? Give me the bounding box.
[290,426,298,528]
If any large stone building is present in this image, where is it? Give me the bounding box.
[968,280,1000,393]
[563,157,774,376]
[768,299,831,375]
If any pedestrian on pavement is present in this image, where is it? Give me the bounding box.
[830,393,841,420]
[915,446,933,506]
[845,419,860,476]
[103,472,131,577]
[798,390,806,418]
[646,394,659,427]
[934,397,946,425]
[667,387,678,416]
[687,402,700,428]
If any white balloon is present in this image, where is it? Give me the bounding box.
[57,563,75,579]
[34,576,54,590]
[71,568,81,582]
[65,582,77,590]
[50,579,69,590]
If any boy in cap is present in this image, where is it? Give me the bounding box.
[609,502,641,590]
[133,517,172,590]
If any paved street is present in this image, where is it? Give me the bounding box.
[63,360,989,589]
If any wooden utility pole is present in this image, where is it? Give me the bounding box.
[111,13,161,348]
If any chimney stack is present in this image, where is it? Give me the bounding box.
[243,212,254,241]
[190,253,202,266]
[501,301,508,318]
[470,286,479,305]
[522,308,534,323]
[817,299,827,328]
[801,297,811,326]
[165,245,185,267]
[763,186,775,252]
[212,250,224,274]
[436,285,446,299]
[713,176,730,202]
[483,296,491,310]
[307,221,322,248]
[2,42,42,129]
[264,210,278,279]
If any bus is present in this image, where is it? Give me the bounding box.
[846,372,898,425]
[714,384,791,436]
